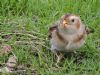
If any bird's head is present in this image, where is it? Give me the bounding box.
[59,14,82,34]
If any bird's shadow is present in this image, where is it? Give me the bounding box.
[63,51,88,64]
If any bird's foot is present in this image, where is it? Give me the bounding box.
[54,52,64,68]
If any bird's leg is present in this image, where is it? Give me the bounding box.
[54,51,64,68]
[56,52,64,63]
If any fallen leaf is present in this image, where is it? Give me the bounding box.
[0,55,17,73]
[0,67,12,73]
[0,44,12,55]
[2,44,12,53]
[6,55,17,69]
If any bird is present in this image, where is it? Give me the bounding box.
[48,14,91,64]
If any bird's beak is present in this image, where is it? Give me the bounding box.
[63,20,68,28]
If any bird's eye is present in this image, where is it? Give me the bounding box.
[71,19,75,22]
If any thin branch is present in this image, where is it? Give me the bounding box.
[0,32,49,42]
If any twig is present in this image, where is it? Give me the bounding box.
[26,31,47,37]
[0,32,49,42]
[14,41,50,49]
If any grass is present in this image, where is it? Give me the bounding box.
[0,0,100,75]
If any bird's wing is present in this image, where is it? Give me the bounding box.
[48,21,60,38]
[48,25,58,38]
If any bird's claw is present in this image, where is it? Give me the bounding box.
[55,52,64,67]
